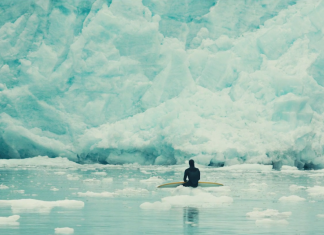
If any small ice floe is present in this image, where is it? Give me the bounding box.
[83,179,101,184]
[91,172,107,176]
[67,174,80,181]
[13,190,24,194]
[306,186,324,197]
[140,187,233,210]
[255,219,289,226]
[246,208,291,219]
[54,172,66,175]
[140,176,164,185]
[102,178,113,183]
[289,185,306,191]
[77,191,114,198]
[78,188,149,198]
[55,227,74,234]
[0,184,8,189]
[278,195,306,202]
[0,199,84,214]
[0,215,20,226]
[249,183,267,187]
[50,187,59,191]
[127,178,136,181]
[247,208,291,226]
[317,214,324,218]
[114,188,149,196]
[140,201,171,211]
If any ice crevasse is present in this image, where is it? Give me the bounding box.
[1,0,324,169]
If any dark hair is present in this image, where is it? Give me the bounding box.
[189,159,195,167]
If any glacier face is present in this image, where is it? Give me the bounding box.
[1,0,324,168]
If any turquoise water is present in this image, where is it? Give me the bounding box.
[1,159,324,234]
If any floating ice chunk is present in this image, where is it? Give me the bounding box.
[218,164,272,172]
[83,179,101,184]
[0,199,84,214]
[67,174,80,181]
[0,184,9,189]
[55,227,74,234]
[50,187,59,191]
[140,201,171,211]
[203,186,231,193]
[255,219,288,226]
[114,188,149,196]
[0,157,79,168]
[140,176,164,185]
[102,178,113,183]
[317,214,324,218]
[249,183,267,187]
[78,188,149,198]
[91,172,107,176]
[306,186,324,197]
[13,190,24,194]
[0,215,20,226]
[246,209,291,219]
[77,191,114,198]
[54,172,66,175]
[289,185,306,191]
[278,195,306,202]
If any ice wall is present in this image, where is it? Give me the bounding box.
[1,0,324,169]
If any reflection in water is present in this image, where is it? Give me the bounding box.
[183,207,199,234]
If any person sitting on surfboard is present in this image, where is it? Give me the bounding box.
[183,159,200,187]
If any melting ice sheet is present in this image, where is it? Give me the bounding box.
[0,158,324,234]
[1,0,324,169]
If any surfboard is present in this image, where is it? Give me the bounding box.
[157,182,223,188]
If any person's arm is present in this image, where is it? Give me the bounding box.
[183,170,188,182]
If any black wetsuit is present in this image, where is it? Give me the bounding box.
[183,167,200,187]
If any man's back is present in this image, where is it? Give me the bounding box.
[183,166,200,187]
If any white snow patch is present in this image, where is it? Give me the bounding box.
[54,172,66,175]
[0,215,20,226]
[278,195,306,202]
[55,227,74,234]
[0,199,84,214]
[317,214,324,218]
[50,187,59,191]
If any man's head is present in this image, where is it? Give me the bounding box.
[189,159,195,167]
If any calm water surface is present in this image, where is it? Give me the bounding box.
[0,161,324,234]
